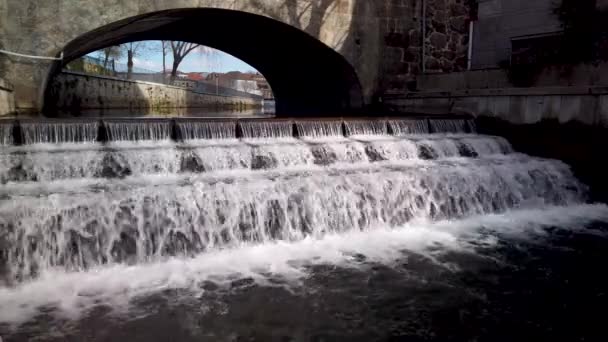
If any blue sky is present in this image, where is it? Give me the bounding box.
[91,41,258,73]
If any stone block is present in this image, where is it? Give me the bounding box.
[523,96,545,124]
[449,16,467,34]
[599,94,608,127]
[492,96,511,118]
[425,57,441,71]
[541,95,562,120]
[508,96,526,124]
[558,96,582,124]
[429,32,448,49]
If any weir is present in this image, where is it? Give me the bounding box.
[0,116,586,285]
[0,116,477,145]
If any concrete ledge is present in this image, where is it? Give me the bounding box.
[384,86,608,126]
[417,64,608,90]
[385,86,608,99]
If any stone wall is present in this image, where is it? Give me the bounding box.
[49,72,262,112]
[0,0,476,112]
[379,0,472,91]
[0,78,15,116]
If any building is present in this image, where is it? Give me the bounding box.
[470,0,561,69]
[469,0,608,69]
[205,71,271,97]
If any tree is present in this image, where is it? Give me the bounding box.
[169,41,201,81]
[123,42,146,80]
[97,46,122,75]
[161,41,170,79]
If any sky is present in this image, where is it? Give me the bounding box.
[90,41,258,74]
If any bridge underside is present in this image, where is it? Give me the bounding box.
[44,9,364,116]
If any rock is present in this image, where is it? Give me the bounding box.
[441,58,455,72]
[409,29,421,45]
[230,277,255,289]
[97,153,131,179]
[433,10,447,22]
[385,32,410,48]
[425,57,441,71]
[111,230,138,263]
[404,47,420,62]
[162,231,196,256]
[364,145,386,162]
[6,163,34,183]
[450,16,467,34]
[443,50,456,61]
[432,20,447,34]
[418,144,438,160]
[180,152,205,173]
[311,146,337,166]
[450,3,468,16]
[429,32,447,49]
[458,142,479,158]
[251,155,277,170]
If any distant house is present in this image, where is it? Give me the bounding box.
[205,71,270,97]
[184,72,209,81]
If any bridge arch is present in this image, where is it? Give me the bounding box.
[37,6,364,115]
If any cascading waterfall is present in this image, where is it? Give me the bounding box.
[177,121,236,140]
[296,121,344,138]
[20,121,99,144]
[105,120,171,141]
[0,123,13,145]
[239,120,293,139]
[344,120,388,136]
[430,119,472,133]
[389,119,430,135]
[0,118,591,286]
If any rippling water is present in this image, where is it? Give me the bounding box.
[1,121,607,341]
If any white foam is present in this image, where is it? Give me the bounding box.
[1,204,607,326]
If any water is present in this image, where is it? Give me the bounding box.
[20,121,99,144]
[239,120,293,139]
[104,120,172,141]
[177,121,236,140]
[0,123,13,145]
[344,120,387,136]
[389,119,430,135]
[1,118,607,341]
[429,119,472,133]
[295,120,343,138]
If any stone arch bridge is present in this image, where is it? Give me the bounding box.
[0,0,471,115]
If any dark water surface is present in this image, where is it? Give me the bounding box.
[3,215,608,342]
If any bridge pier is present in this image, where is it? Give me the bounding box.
[0,58,57,116]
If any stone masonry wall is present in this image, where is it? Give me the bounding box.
[379,0,472,92]
[49,72,262,112]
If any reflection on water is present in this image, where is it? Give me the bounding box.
[54,103,276,119]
